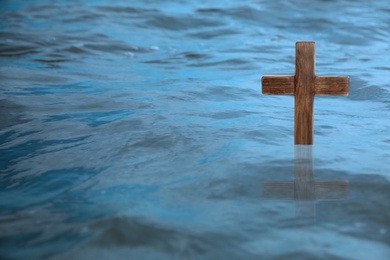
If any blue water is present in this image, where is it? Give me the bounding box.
[1,0,390,259]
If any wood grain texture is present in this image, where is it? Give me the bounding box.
[294,42,315,145]
[315,76,349,96]
[262,76,294,95]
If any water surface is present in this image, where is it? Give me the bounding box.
[1,0,390,259]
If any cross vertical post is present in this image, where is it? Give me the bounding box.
[294,42,315,145]
[294,145,315,217]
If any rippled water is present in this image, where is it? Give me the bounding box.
[1,0,390,259]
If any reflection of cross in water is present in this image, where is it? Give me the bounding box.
[262,146,348,219]
[262,42,349,145]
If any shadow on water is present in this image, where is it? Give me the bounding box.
[38,154,390,260]
[262,146,348,225]
[1,0,390,259]
[0,99,29,130]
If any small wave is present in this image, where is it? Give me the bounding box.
[145,14,225,31]
[188,28,239,40]
[188,58,254,70]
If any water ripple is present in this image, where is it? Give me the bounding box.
[1,0,390,259]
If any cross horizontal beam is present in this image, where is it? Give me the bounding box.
[262,180,349,200]
[262,76,349,96]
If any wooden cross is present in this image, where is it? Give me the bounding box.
[262,42,349,145]
[262,146,348,220]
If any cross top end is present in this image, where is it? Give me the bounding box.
[262,42,349,145]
